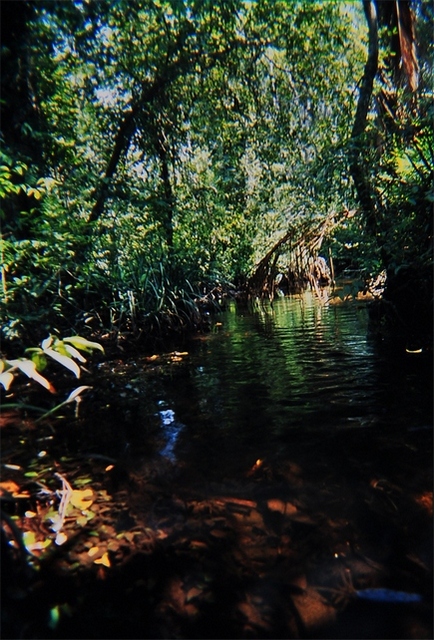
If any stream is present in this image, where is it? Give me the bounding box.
[87,292,432,473]
[2,292,433,639]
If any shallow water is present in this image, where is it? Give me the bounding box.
[111,293,431,471]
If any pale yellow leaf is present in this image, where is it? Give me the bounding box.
[41,336,53,350]
[43,348,81,378]
[64,344,87,362]
[63,336,104,353]
[7,359,56,392]
[55,532,68,546]
[0,370,14,390]
[70,488,93,510]
[64,386,92,404]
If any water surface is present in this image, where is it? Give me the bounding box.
[145,294,431,465]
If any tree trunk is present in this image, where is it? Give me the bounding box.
[349,0,379,234]
[87,106,138,225]
[156,135,174,254]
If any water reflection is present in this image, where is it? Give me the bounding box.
[153,293,431,466]
[158,406,184,462]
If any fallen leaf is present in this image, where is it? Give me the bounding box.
[156,529,168,539]
[88,546,100,557]
[414,491,432,516]
[55,532,68,546]
[267,499,286,513]
[190,540,208,549]
[94,552,110,567]
[0,481,21,494]
[70,488,94,510]
[186,587,202,602]
[23,531,51,553]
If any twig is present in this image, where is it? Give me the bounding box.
[51,473,73,533]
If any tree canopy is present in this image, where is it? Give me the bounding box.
[1,0,432,347]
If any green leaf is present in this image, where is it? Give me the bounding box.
[64,344,87,362]
[48,605,61,630]
[30,352,48,372]
[63,336,104,354]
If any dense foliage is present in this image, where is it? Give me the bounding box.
[1,0,432,348]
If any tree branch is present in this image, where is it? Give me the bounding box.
[86,36,252,231]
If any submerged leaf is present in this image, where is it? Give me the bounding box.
[70,488,94,510]
[48,606,60,630]
[23,530,51,553]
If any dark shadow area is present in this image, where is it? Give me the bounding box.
[2,422,432,639]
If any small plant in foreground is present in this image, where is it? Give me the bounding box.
[0,335,104,393]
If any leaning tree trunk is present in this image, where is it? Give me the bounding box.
[87,106,138,226]
[349,0,379,236]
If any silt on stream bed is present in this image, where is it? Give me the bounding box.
[1,293,433,638]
